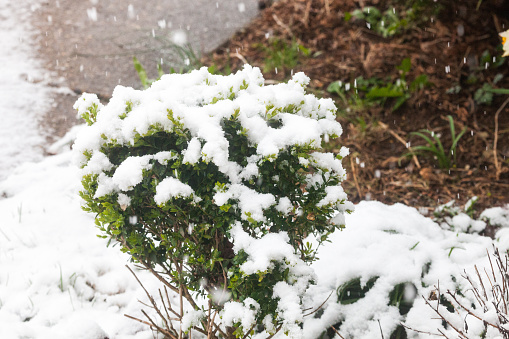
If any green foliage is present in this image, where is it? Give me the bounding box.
[403,115,467,170]
[334,277,417,338]
[133,57,166,89]
[345,6,409,38]
[473,75,509,106]
[257,37,310,75]
[432,197,491,235]
[478,49,506,71]
[388,282,416,315]
[390,325,408,339]
[344,0,441,38]
[448,49,507,106]
[337,276,378,305]
[327,58,430,113]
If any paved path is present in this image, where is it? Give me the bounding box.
[33,0,259,138]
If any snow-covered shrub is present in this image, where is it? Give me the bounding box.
[301,201,503,339]
[74,65,352,337]
[425,247,509,339]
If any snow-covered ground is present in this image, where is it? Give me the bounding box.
[0,1,161,338]
[0,0,52,181]
[1,1,509,338]
[1,148,509,338]
[0,153,160,339]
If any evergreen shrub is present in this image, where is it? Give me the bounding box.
[74,65,352,338]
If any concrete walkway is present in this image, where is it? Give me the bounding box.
[32,0,259,138]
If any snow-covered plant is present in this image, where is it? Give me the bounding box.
[433,197,486,234]
[424,247,509,338]
[73,65,352,338]
[482,205,509,229]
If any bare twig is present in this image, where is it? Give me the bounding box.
[266,325,283,339]
[349,156,363,199]
[179,284,183,339]
[400,323,444,336]
[126,265,177,336]
[379,122,421,168]
[474,265,488,300]
[421,295,468,337]
[302,0,311,28]
[329,325,346,339]
[272,13,303,45]
[303,291,334,317]
[378,319,385,339]
[493,97,509,180]
[324,0,330,16]
[445,291,502,334]
[125,312,177,338]
[241,323,257,339]
[230,51,248,65]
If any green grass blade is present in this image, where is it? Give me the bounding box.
[133,57,148,88]
[451,127,467,164]
[486,88,509,94]
[447,115,456,141]
[411,146,439,153]
[410,131,437,149]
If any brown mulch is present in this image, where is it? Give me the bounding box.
[203,0,509,215]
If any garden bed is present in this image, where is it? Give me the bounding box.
[203,0,509,218]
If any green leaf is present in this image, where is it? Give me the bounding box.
[327,81,342,95]
[392,94,410,111]
[397,58,411,75]
[486,88,509,95]
[389,282,416,315]
[366,86,404,99]
[410,74,430,92]
[493,73,504,84]
[337,277,379,305]
[298,44,311,56]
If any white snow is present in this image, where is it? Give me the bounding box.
[0,0,51,180]
[154,176,195,204]
[221,298,259,331]
[1,5,509,336]
[0,153,163,338]
[171,29,188,46]
[1,149,509,338]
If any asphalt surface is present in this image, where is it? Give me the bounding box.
[32,0,259,139]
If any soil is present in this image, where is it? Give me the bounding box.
[202,0,509,217]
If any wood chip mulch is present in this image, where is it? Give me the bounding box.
[203,0,509,218]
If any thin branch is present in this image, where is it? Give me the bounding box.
[142,309,176,337]
[304,291,334,317]
[378,319,385,339]
[379,122,421,168]
[126,265,175,334]
[349,156,363,199]
[329,325,346,339]
[494,97,509,180]
[241,323,257,339]
[488,249,497,283]
[124,313,177,339]
[400,323,444,337]
[421,295,467,337]
[179,284,183,339]
[474,265,488,300]
[266,325,282,339]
